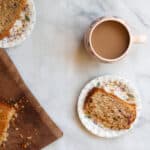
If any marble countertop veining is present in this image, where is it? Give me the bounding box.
[6,0,150,150]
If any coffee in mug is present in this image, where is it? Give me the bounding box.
[84,17,146,63]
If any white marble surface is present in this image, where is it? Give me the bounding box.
[5,0,150,149]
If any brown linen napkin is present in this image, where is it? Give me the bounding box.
[0,48,63,150]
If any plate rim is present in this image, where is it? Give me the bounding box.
[77,75,142,138]
[0,0,36,48]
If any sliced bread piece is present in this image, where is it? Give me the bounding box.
[0,0,26,39]
[84,88,136,130]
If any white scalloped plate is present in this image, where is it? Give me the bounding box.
[0,0,36,48]
[77,75,142,138]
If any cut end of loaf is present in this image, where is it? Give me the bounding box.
[0,102,16,145]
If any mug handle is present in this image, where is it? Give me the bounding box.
[132,35,147,43]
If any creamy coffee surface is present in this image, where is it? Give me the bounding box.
[91,21,130,59]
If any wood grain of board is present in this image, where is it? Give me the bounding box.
[0,49,63,150]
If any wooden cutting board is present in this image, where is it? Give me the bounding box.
[0,49,63,150]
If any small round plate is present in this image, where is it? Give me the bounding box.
[77,75,141,138]
[0,0,36,48]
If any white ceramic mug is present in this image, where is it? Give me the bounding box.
[84,17,146,63]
